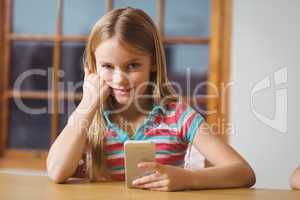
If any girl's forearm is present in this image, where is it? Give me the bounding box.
[185,162,256,190]
[46,99,97,183]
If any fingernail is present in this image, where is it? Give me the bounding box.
[132,180,137,185]
[138,163,144,167]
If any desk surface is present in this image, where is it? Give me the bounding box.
[0,173,299,200]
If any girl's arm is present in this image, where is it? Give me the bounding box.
[47,68,110,183]
[290,167,300,189]
[46,98,96,183]
[132,122,256,191]
[183,122,256,189]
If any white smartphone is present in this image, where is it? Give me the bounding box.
[124,140,156,188]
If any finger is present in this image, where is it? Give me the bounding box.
[84,67,90,80]
[99,75,105,86]
[132,171,166,186]
[90,73,99,81]
[138,162,167,174]
[136,179,169,190]
[96,65,101,76]
[99,77,110,91]
[138,162,161,171]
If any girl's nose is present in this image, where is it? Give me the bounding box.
[112,69,129,87]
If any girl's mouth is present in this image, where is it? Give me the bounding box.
[112,87,132,96]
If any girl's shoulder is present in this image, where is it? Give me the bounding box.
[163,101,193,113]
[161,101,204,143]
[161,101,202,122]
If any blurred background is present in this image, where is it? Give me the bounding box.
[0,0,299,189]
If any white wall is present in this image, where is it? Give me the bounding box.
[230,0,300,189]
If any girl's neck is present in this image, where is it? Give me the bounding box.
[113,98,153,121]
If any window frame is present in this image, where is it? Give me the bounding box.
[0,0,232,159]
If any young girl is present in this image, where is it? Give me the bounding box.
[47,7,255,191]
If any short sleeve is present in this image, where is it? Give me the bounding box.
[176,103,204,143]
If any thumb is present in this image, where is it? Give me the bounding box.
[84,67,90,80]
[137,162,161,171]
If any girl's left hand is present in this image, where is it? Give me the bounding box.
[132,162,191,192]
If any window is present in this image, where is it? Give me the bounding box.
[0,0,231,156]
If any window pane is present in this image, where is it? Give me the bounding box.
[13,0,56,34]
[10,41,54,91]
[164,0,210,37]
[164,44,208,97]
[8,99,51,149]
[58,100,80,134]
[60,42,85,93]
[113,0,157,24]
[62,0,106,35]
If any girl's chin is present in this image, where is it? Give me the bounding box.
[112,88,133,103]
[113,95,132,105]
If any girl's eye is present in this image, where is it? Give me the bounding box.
[101,64,113,69]
[127,63,141,70]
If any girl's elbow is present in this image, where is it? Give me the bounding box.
[245,167,256,187]
[238,163,256,188]
[47,170,67,184]
[290,169,300,190]
[46,159,67,184]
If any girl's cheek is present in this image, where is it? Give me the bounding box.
[128,75,142,88]
[99,69,113,81]
[131,72,146,82]
[132,79,149,95]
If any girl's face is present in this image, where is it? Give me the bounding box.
[94,37,153,107]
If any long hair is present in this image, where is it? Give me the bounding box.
[83,7,178,181]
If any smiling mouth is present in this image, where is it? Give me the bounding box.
[111,87,132,95]
[112,88,131,92]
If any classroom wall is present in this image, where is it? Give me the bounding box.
[230,0,300,189]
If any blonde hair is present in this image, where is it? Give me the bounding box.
[83,7,178,181]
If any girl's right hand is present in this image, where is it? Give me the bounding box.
[81,67,111,111]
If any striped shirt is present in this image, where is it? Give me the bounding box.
[74,102,204,181]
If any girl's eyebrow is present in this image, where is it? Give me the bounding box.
[98,58,141,65]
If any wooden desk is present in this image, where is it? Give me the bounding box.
[0,173,299,200]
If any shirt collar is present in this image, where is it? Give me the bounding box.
[103,103,166,128]
[149,103,167,116]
